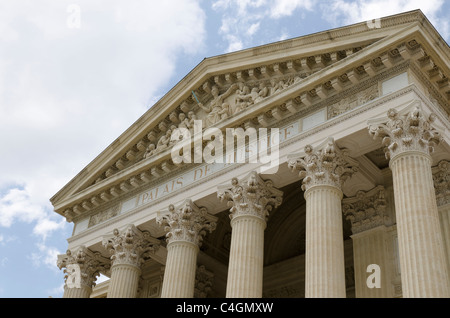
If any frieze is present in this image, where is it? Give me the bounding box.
[328,84,379,118]
[88,204,120,228]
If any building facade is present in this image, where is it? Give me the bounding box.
[51,10,450,298]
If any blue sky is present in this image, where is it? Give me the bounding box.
[0,0,448,298]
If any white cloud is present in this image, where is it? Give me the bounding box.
[322,0,448,40]
[30,242,65,271]
[0,0,206,239]
[0,187,66,239]
[0,257,8,267]
[0,1,207,280]
[212,0,314,52]
[47,283,65,298]
[269,0,314,19]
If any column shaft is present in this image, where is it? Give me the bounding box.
[107,264,141,298]
[226,215,265,298]
[157,199,217,298]
[63,285,92,298]
[161,241,199,298]
[305,185,346,298]
[391,152,449,297]
[218,171,283,298]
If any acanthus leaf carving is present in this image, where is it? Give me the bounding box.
[287,137,359,191]
[217,171,283,222]
[342,186,390,234]
[102,224,160,268]
[156,199,217,247]
[432,160,450,207]
[57,246,110,289]
[368,103,443,160]
[194,265,214,298]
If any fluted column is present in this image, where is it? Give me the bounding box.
[157,200,217,298]
[343,186,394,298]
[433,160,450,279]
[288,137,358,298]
[57,246,109,298]
[218,171,283,298]
[369,105,449,297]
[102,224,160,298]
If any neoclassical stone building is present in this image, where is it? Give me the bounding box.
[52,10,450,298]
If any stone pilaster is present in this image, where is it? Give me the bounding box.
[102,224,160,298]
[157,200,217,298]
[218,171,283,298]
[433,160,450,279]
[369,104,449,297]
[57,246,109,298]
[343,186,394,298]
[288,137,358,298]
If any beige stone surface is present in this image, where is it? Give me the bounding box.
[391,152,449,297]
[108,263,141,298]
[51,10,450,298]
[304,185,346,297]
[161,241,198,298]
[157,200,217,297]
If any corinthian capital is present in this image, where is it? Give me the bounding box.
[102,224,160,268]
[157,199,217,247]
[57,246,110,289]
[195,265,214,298]
[432,160,450,207]
[287,137,358,191]
[368,103,442,160]
[217,171,283,222]
[342,186,389,234]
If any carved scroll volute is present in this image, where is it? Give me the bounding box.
[368,103,443,161]
[102,224,160,268]
[156,199,217,247]
[217,171,283,222]
[287,137,359,192]
[342,186,390,234]
[57,246,110,289]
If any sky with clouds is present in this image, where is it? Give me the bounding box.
[0,0,448,298]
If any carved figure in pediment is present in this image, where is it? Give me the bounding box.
[198,83,238,127]
[187,111,197,134]
[178,112,190,130]
[270,78,288,95]
[154,128,173,154]
[234,82,251,113]
[144,143,156,158]
[256,82,269,102]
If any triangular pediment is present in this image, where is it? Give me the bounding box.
[50,10,450,221]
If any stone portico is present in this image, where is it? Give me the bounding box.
[52,10,450,298]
